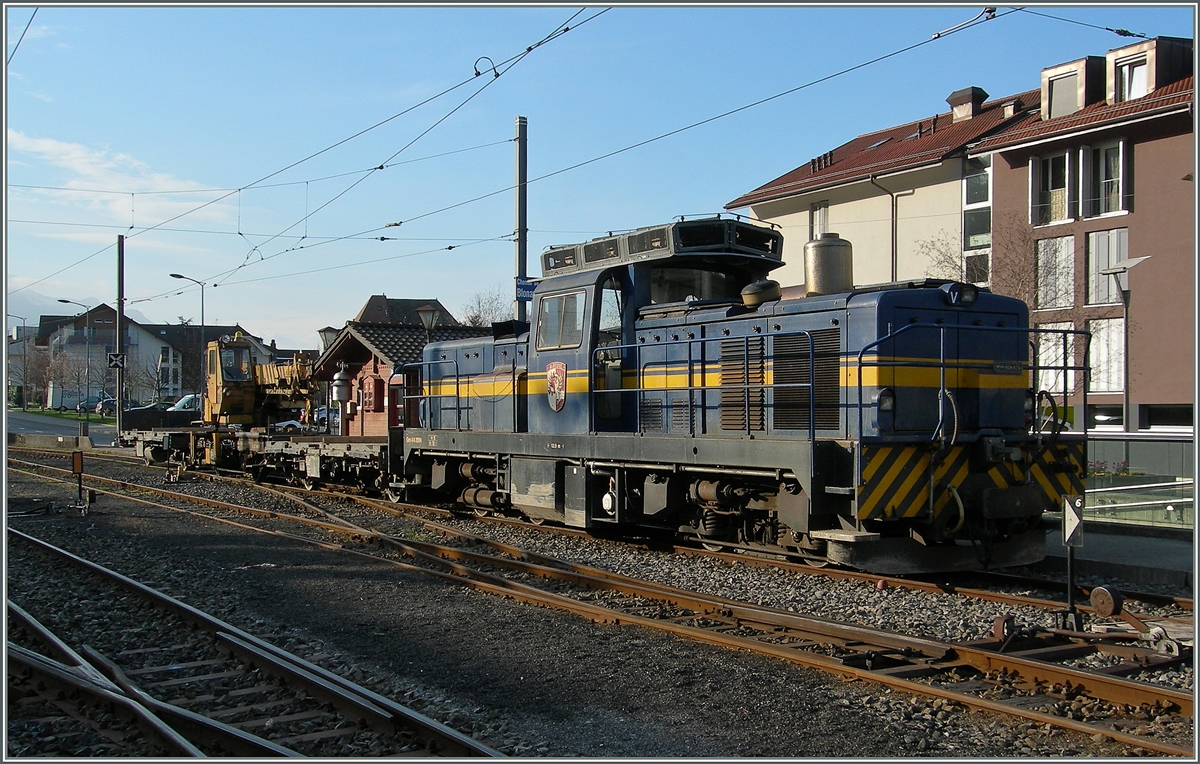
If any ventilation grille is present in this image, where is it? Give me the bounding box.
[640,399,664,431]
[774,329,842,430]
[670,397,693,433]
[720,338,765,431]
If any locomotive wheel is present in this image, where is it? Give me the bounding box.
[802,555,829,568]
[473,507,492,518]
[527,516,546,526]
[383,488,404,504]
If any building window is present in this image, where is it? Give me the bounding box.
[1088,317,1124,393]
[1115,55,1149,102]
[1036,236,1074,309]
[1033,153,1071,225]
[809,201,828,241]
[962,155,991,246]
[1084,142,1125,216]
[964,252,990,285]
[1142,404,1193,430]
[1086,228,1127,304]
[1048,73,1079,118]
[1036,322,1075,394]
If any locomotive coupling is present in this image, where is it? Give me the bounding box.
[982,436,1022,463]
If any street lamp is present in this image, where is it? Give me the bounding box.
[7,313,27,410]
[170,273,206,402]
[416,305,441,345]
[57,299,92,418]
[1100,256,1150,433]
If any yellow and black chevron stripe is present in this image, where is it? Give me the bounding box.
[1026,438,1087,501]
[858,444,972,521]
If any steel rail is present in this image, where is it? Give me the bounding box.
[12,452,1192,619]
[7,527,503,758]
[7,643,207,757]
[12,466,1192,756]
[22,448,1193,614]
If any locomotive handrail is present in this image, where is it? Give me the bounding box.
[854,322,1092,446]
[401,358,464,431]
[589,329,818,467]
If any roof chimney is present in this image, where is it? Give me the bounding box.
[947,86,989,122]
[1002,98,1023,118]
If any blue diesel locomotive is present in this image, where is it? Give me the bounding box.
[393,217,1087,574]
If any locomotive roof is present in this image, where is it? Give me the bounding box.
[540,216,783,278]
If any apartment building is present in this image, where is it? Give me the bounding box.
[971,37,1194,432]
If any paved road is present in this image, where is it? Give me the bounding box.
[6,410,117,440]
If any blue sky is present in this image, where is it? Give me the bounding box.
[5,4,1195,350]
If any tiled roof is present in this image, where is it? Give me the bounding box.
[352,295,462,326]
[313,322,491,378]
[972,76,1193,153]
[725,89,1040,209]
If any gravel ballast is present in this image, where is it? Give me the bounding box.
[5,470,1180,757]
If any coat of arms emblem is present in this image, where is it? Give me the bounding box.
[546,362,567,412]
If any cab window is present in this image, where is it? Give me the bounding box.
[597,276,623,347]
[650,266,742,303]
[221,347,252,382]
[536,291,586,350]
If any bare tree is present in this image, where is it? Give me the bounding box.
[126,353,165,404]
[461,285,511,327]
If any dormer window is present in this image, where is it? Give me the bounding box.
[1048,73,1079,119]
[1040,57,1104,121]
[1114,55,1149,101]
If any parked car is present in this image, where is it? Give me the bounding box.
[127,401,174,413]
[167,394,202,412]
[73,395,107,413]
[273,419,304,433]
[95,395,127,415]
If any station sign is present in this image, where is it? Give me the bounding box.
[516,276,536,303]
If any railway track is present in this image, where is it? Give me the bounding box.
[8,455,1194,755]
[11,446,1192,616]
[7,527,501,757]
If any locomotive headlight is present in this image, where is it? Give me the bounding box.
[875,388,895,412]
[939,282,978,306]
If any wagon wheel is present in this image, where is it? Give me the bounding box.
[383,488,405,504]
[526,516,547,526]
[300,478,319,492]
[473,507,492,518]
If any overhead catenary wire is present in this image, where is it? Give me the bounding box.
[209,7,608,288]
[344,8,1017,237]
[8,8,606,296]
[1014,8,1147,39]
[134,6,1011,294]
[7,7,38,65]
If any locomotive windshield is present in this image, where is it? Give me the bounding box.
[649,266,743,304]
[221,347,252,382]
